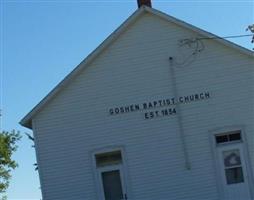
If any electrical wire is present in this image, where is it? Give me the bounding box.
[196,34,254,40]
[171,33,253,68]
[174,39,205,67]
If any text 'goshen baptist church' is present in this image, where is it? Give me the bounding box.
[109,91,210,119]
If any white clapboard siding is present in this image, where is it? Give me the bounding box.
[32,12,254,200]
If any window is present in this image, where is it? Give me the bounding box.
[223,149,244,184]
[215,131,241,144]
[95,150,122,167]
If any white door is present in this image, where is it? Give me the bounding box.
[217,143,252,200]
[98,165,128,200]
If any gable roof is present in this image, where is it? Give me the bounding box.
[20,6,253,129]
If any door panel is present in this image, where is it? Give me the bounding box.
[102,170,124,200]
[217,144,252,200]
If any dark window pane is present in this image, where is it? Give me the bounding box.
[225,167,244,184]
[96,151,122,167]
[223,150,241,167]
[102,170,123,200]
[229,133,241,141]
[216,135,228,144]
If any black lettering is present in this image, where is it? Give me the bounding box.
[200,93,204,99]
[184,96,189,102]
[115,108,120,114]
[169,109,173,115]
[130,105,134,112]
[162,99,166,106]
[124,106,130,112]
[120,107,125,113]
[158,100,163,106]
[143,103,147,109]
[190,95,194,101]
[109,109,114,115]
[153,101,157,107]
[135,104,140,110]
[195,94,199,100]
[166,99,171,105]
[150,112,154,118]
[179,97,184,103]
[171,98,176,105]
[144,112,149,119]
[148,102,153,108]
[205,92,210,98]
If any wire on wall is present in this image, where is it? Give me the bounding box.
[173,38,205,67]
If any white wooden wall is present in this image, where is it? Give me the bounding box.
[32,13,254,200]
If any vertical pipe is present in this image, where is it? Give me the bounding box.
[169,57,191,170]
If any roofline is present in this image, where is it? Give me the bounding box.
[20,7,146,129]
[146,7,253,57]
[20,6,253,129]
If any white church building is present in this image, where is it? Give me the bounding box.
[21,1,254,199]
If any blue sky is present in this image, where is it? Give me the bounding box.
[1,0,253,199]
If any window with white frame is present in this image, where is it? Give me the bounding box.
[222,149,244,184]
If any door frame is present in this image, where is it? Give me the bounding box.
[209,125,254,200]
[90,146,131,200]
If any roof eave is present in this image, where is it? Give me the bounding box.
[19,6,148,130]
[19,119,32,129]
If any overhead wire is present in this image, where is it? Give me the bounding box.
[173,33,253,67]
[196,34,254,40]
